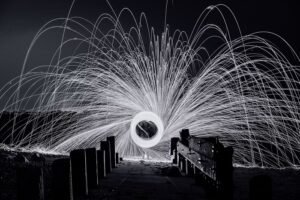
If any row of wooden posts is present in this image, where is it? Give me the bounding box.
[17,136,121,200]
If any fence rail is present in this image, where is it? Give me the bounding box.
[171,129,233,196]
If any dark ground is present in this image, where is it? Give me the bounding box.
[0,147,67,200]
[0,147,208,200]
[1,148,300,200]
[87,160,207,200]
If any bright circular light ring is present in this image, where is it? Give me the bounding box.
[130,111,164,148]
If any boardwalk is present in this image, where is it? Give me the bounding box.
[86,160,208,200]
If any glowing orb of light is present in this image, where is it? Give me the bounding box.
[130,111,164,148]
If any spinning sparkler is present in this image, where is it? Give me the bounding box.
[0,4,299,168]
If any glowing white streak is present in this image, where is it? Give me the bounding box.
[130,111,164,148]
[0,4,299,168]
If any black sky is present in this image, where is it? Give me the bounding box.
[0,0,299,87]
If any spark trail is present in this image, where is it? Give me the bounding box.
[0,4,300,168]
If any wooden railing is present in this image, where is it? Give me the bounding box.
[171,129,233,195]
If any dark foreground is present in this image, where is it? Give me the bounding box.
[1,148,300,200]
[0,148,208,200]
[86,160,207,200]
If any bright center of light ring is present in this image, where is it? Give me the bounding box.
[130,111,164,148]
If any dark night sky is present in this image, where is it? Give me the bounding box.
[0,0,299,88]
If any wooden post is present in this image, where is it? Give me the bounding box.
[97,149,106,180]
[171,137,179,164]
[17,165,44,200]
[86,148,98,188]
[116,153,119,164]
[52,158,73,200]
[186,160,194,176]
[100,141,112,173]
[181,157,186,174]
[70,149,88,198]
[250,175,272,200]
[107,136,116,168]
[177,153,181,169]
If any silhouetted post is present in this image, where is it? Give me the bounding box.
[185,159,189,175]
[116,153,119,164]
[107,136,116,168]
[194,166,202,184]
[170,137,179,155]
[52,158,73,200]
[17,165,44,200]
[179,129,190,146]
[86,148,98,188]
[186,160,194,176]
[178,153,186,173]
[173,150,178,164]
[181,157,187,174]
[250,175,272,200]
[215,145,233,198]
[70,149,88,198]
[97,149,106,179]
[177,153,181,169]
[170,137,179,164]
[193,165,197,175]
[101,141,112,173]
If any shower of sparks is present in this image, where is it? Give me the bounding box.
[0,4,300,168]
